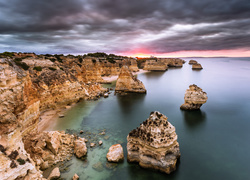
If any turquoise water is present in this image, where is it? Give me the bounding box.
[50,58,250,180]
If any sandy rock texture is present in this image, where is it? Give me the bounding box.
[115,66,146,94]
[180,84,208,110]
[106,144,124,162]
[127,111,181,174]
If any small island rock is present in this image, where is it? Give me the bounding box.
[106,144,124,162]
[180,84,208,110]
[115,66,146,94]
[127,111,181,174]
[189,60,198,64]
[192,63,203,70]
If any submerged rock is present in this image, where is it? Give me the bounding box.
[106,144,124,163]
[92,162,104,172]
[180,84,208,110]
[127,111,181,174]
[115,66,146,94]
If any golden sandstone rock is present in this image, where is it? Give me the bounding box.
[127,111,181,174]
[180,84,208,110]
[115,66,146,94]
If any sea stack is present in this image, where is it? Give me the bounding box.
[127,111,181,174]
[115,66,146,94]
[180,84,208,110]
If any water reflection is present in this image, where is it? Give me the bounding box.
[181,110,206,129]
[143,71,165,80]
[116,93,146,114]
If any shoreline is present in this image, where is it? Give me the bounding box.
[38,69,149,132]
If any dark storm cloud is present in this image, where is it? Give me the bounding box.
[0,0,250,54]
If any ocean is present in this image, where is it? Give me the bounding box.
[46,57,250,180]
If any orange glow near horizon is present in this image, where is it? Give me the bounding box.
[123,49,250,58]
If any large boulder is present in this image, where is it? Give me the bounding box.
[127,111,181,174]
[106,144,124,162]
[74,137,87,158]
[115,66,146,94]
[47,167,60,180]
[180,84,208,110]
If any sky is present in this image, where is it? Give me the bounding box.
[0,0,250,57]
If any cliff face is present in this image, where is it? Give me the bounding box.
[0,59,42,180]
[127,111,181,174]
[143,60,168,71]
[180,84,208,110]
[115,66,146,93]
[192,63,203,70]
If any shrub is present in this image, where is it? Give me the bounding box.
[33,66,42,71]
[92,59,96,63]
[49,67,57,71]
[14,61,29,70]
[17,158,26,165]
[14,58,22,62]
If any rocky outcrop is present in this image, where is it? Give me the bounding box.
[106,144,124,162]
[160,58,185,67]
[23,131,75,170]
[127,111,181,174]
[0,59,42,180]
[188,60,198,65]
[143,60,168,71]
[192,63,203,70]
[180,84,208,110]
[115,66,146,94]
[74,137,87,158]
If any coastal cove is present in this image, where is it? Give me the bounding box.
[47,57,250,180]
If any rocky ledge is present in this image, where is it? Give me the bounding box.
[188,60,198,65]
[180,84,208,110]
[115,66,146,94]
[127,111,181,174]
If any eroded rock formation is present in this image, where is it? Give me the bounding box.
[115,66,146,94]
[180,84,208,110]
[127,111,181,174]
[143,60,168,71]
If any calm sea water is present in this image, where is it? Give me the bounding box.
[48,57,250,180]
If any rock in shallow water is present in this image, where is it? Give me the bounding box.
[127,111,181,174]
[74,137,87,158]
[106,144,124,162]
[180,84,208,110]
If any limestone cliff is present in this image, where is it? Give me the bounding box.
[143,60,168,71]
[160,58,185,68]
[0,59,42,179]
[180,84,208,110]
[127,111,181,174]
[115,66,146,94]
